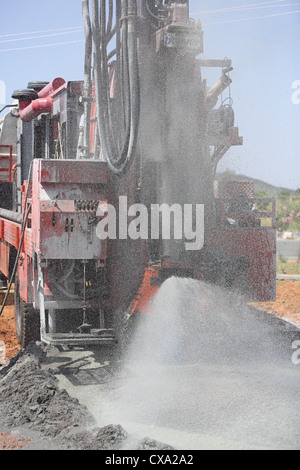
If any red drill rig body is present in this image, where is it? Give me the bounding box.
[0,1,276,348]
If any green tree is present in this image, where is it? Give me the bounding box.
[219,168,236,181]
[294,188,300,200]
[255,190,269,211]
[278,189,291,201]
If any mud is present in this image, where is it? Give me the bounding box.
[0,279,299,450]
[75,278,300,450]
[0,342,173,450]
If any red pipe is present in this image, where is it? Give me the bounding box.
[19,101,32,111]
[37,77,66,98]
[18,96,53,122]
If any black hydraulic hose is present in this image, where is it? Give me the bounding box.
[106,24,117,44]
[92,0,114,166]
[94,0,135,173]
[115,0,123,147]
[92,0,114,163]
[110,0,131,164]
[124,0,140,167]
[107,0,114,35]
[90,0,140,175]
[100,0,119,161]
[0,104,18,114]
[145,0,159,19]
[82,0,92,89]
[82,0,93,157]
[100,0,130,169]
[111,0,140,173]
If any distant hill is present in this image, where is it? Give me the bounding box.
[216,171,296,198]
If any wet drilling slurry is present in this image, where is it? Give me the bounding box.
[0,277,299,450]
[0,278,300,452]
[53,277,300,451]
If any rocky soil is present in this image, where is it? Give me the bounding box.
[0,280,299,450]
[0,342,174,450]
[251,279,300,328]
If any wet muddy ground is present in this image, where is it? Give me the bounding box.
[0,279,299,450]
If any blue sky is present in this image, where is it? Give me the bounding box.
[0,0,299,189]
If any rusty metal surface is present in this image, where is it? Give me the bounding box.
[31,159,108,260]
[0,145,13,183]
[210,227,276,302]
[0,240,10,278]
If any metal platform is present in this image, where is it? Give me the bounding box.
[41,329,117,347]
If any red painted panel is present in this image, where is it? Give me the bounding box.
[24,229,33,258]
[2,219,20,249]
[210,227,276,301]
[18,254,32,303]
[0,240,10,278]
[32,159,108,261]
[36,159,107,184]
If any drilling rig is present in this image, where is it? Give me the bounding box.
[0,0,276,348]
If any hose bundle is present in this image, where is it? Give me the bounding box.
[82,0,140,175]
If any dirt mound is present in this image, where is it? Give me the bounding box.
[252,279,300,328]
[0,288,20,361]
[0,342,174,450]
[0,344,96,449]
